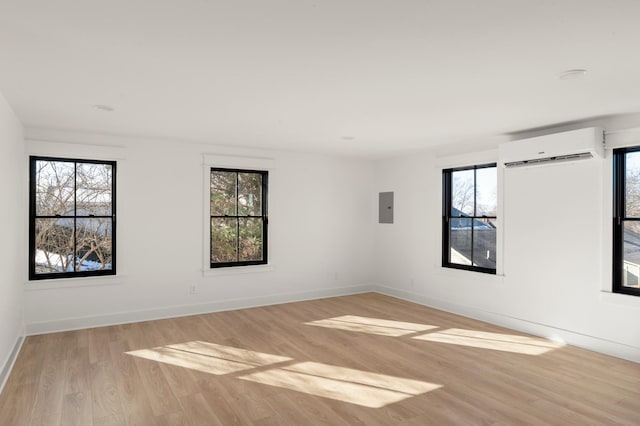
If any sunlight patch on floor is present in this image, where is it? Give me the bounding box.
[127,341,291,375]
[305,315,438,337]
[127,341,441,408]
[239,361,441,408]
[413,328,564,355]
[167,341,291,366]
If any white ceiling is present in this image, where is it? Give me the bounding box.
[2,0,640,158]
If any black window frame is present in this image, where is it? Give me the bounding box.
[612,147,640,297]
[210,167,268,268]
[442,163,497,275]
[29,156,117,280]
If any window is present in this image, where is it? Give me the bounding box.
[613,147,640,296]
[210,168,268,268]
[29,157,116,280]
[442,164,497,274]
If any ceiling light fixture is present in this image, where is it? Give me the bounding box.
[558,69,587,80]
[92,104,115,112]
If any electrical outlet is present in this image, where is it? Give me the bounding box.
[189,283,197,295]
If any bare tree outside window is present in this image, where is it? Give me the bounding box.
[210,168,267,267]
[618,151,640,292]
[30,157,115,279]
[443,164,497,273]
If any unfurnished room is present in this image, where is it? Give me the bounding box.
[0,1,639,425]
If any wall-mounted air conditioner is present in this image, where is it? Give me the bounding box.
[499,127,605,168]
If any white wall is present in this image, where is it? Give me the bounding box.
[23,130,375,333]
[0,93,25,387]
[15,123,640,363]
[373,141,640,362]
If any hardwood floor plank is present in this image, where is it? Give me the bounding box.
[121,322,184,417]
[177,393,223,426]
[0,382,38,426]
[5,337,46,387]
[93,413,125,426]
[156,411,195,426]
[89,360,124,423]
[0,293,638,425]
[28,357,67,426]
[60,391,93,426]
[137,320,202,398]
[130,356,182,417]
[107,339,157,425]
[88,327,112,365]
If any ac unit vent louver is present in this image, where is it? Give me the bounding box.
[504,152,593,168]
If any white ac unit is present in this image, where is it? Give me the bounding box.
[499,127,605,168]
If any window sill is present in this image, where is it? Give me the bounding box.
[436,265,506,279]
[442,264,497,275]
[24,274,127,291]
[203,264,275,277]
[599,290,640,308]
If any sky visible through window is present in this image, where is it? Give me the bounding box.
[451,167,497,216]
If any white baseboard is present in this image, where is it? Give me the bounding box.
[23,283,640,364]
[373,285,640,364]
[0,334,24,395]
[25,284,373,335]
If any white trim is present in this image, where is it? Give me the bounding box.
[25,140,128,286]
[21,286,640,363]
[602,148,614,292]
[25,284,373,335]
[435,148,498,169]
[24,274,127,291]
[202,154,276,276]
[373,285,640,363]
[599,290,640,308]
[203,264,274,277]
[604,127,640,150]
[0,334,25,395]
[25,138,127,161]
[203,153,276,171]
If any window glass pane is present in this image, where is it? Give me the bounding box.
[239,218,263,261]
[476,167,497,216]
[34,218,74,274]
[626,152,640,217]
[473,218,496,269]
[238,173,262,216]
[76,218,113,271]
[211,218,238,263]
[35,160,75,216]
[211,171,237,216]
[449,218,472,265]
[623,221,640,289]
[76,163,113,216]
[451,169,474,216]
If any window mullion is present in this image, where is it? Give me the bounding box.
[236,172,240,262]
[470,168,477,265]
[73,161,77,273]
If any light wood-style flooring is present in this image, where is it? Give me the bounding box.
[0,293,639,425]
